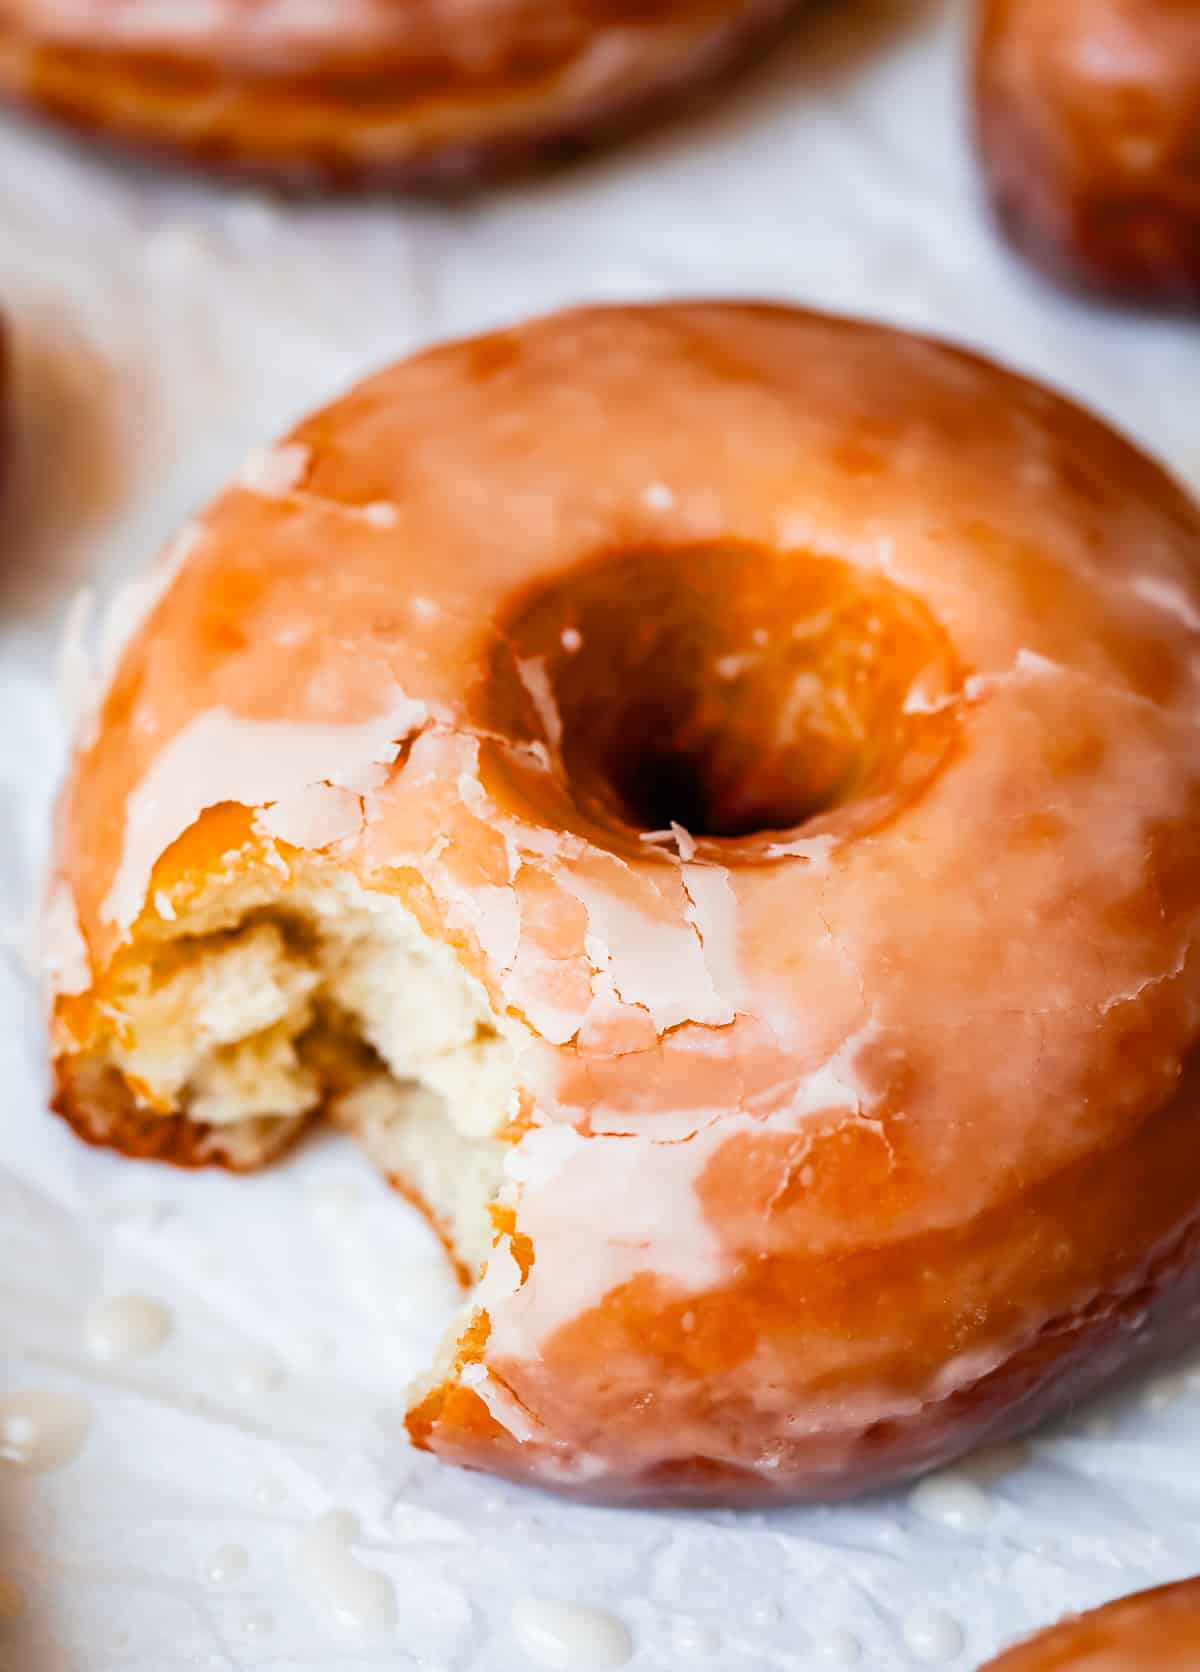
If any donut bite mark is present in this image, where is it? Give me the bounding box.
[45,304,1200,1503]
[0,0,809,190]
[983,1577,1200,1670]
[975,0,1200,307]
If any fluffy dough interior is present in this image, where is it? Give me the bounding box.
[98,867,516,1275]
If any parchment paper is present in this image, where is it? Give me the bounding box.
[3,3,1200,1667]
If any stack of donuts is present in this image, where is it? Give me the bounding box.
[7,0,1200,1666]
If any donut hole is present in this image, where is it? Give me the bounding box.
[488,544,961,849]
[614,746,735,839]
[600,714,828,840]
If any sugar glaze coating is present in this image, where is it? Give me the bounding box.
[983,1577,1200,1670]
[0,0,806,189]
[975,0,1200,307]
[48,303,1200,1502]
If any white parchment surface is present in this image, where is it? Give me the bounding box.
[2,3,1200,1668]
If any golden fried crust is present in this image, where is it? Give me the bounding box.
[51,1053,312,1170]
[0,0,804,190]
[983,1578,1200,1670]
[48,304,1200,1503]
[975,0,1200,308]
[409,1067,1200,1502]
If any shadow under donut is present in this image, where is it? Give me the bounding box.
[0,309,135,622]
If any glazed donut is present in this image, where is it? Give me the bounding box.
[982,1578,1200,1670]
[0,0,806,190]
[975,0,1200,307]
[45,303,1200,1503]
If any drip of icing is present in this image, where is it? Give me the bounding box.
[957,1440,1029,1484]
[296,1509,397,1636]
[85,1295,172,1360]
[510,1598,633,1670]
[902,1610,965,1664]
[908,1473,993,1531]
[206,1544,250,1584]
[814,1629,862,1665]
[0,1391,92,1472]
[0,1574,26,1628]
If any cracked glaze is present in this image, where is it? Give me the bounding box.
[983,1576,1200,1670]
[50,304,1200,1502]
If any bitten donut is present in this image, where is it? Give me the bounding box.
[975,0,1200,307]
[46,304,1200,1503]
[983,1578,1200,1670]
[0,0,805,190]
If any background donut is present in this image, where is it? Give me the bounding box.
[974,0,1200,308]
[0,0,810,189]
[0,309,6,495]
[46,303,1200,1504]
[982,1576,1200,1669]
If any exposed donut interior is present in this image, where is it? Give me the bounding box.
[60,867,517,1280]
[53,544,961,1303]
